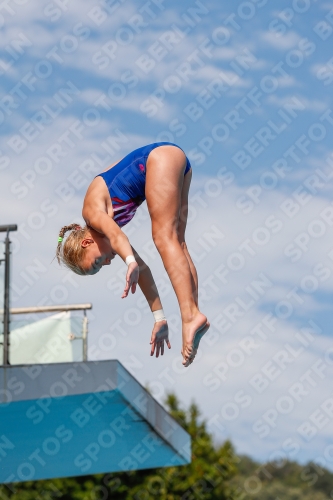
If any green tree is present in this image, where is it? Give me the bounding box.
[231,456,333,499]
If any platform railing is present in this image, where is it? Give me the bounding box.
[6,303,92,363]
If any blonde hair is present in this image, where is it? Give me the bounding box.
[56,223,89,275]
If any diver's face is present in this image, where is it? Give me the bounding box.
[81,234,116,275]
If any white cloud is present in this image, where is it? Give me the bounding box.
[276,75,300,88]
[260,30,300,50]
[267,94,328,112]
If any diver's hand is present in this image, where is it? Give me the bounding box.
[150,320,171,357]
[122,262,139,298]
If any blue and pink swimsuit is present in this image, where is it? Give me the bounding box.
[96,142,191,227]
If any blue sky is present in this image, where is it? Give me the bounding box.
[1,0,333,471]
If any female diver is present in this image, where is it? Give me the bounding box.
[56,142,209,367]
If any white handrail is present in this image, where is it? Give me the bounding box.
[10,304,92,314]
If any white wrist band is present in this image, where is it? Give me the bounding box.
[153,309,166,322]
[125,255,136,266]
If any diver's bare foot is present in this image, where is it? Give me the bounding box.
[181,313,210,367]
[182,322,210,367]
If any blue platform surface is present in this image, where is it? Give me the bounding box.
[0,361,191,483]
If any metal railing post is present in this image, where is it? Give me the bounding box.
[3,232,10,366]
[0,225,17,366]
[82,310,88,362]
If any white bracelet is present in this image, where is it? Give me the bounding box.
[125,255,136,266]
[153,309,166,322]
